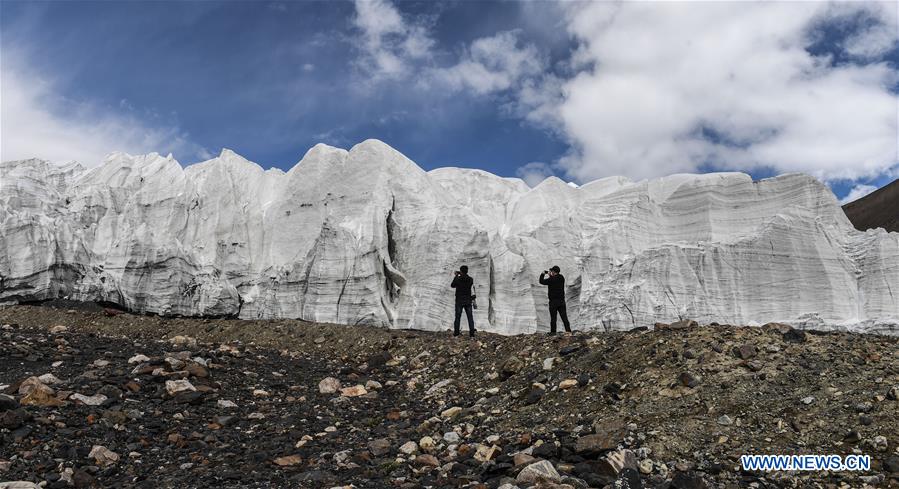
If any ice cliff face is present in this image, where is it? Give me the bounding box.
[2,140,897,334]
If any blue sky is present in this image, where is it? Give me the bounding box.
[1,1,897,202]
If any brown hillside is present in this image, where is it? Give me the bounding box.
[842,178,899,233]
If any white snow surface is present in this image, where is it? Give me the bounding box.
[2,140,897,334]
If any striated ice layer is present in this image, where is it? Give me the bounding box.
[1,140,897,334]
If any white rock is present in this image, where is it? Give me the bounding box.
[168,335,197,348]
[165,380,196,395]
[18,377,50,396]
[128,354,150,364]
[542,357,558,371]
[0,483,41,489]
[88,445,119,466]
[419,436,436,452]
[516,460,561,484]
[443,432,461,443]
[217,399,238,409]
[425,379,453,396]
[319,377,341,394]
[59,468,74,485]
[70,393,107,406]
[339,385,367,397]
[2,143,897,334]
[333,450,351,464]
[37,373,62,385]
[398,441,418,455]
[165,357,185,370]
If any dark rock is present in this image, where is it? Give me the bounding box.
[0,408,29,429]
[173,391,204,404]
[296,470,337,484]
[615,467,643,488]
[97,384,123,400]
[185,363,209,378]
[559,344,583,356]
[743,360,763,372]
[575,433,617,455]
[366,352,392,369]
[844,430,861,443]
[72,469,97,488]
[368,438,391,457]
[678,371,701,388]
[213,415,237,427]
[671,471,710,489]
[0,393,18,411]
[415,454,440,467]
[577,373,590,387]
[524,386,544,405]
[573,460,615,486]
[782,328,807,343]
[883,456,899,473]
[532,442,558,459]
[500,356,524,381]
[733,344,757,360]
[669,319,698,329]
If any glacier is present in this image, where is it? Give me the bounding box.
[1,139,897,334]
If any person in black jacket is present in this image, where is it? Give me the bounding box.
[450,265,475,337]
[539,265,572,335]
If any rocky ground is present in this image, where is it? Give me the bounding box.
[0,303,897,489]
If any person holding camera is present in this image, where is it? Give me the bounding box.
[539,265,572,335]
[451,265,476,337]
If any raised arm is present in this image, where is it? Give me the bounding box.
[451,275,459,288]
[539,272,548,285]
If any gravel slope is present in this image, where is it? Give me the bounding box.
[1,304,897,488]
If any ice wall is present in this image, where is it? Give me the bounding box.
[2,140,897,334]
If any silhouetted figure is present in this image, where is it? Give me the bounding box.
[451,265,475,337]
[539,265,571,335]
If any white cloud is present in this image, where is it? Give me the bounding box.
[518,1,899,183]
[823,1,899,60]
[839,183,878,204]
[1,50,208,167]
[351,1,542,95]
[430,31,545,95]
[352,0,434,79]
[516,161,555,187]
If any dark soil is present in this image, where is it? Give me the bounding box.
[1,304,897,488]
